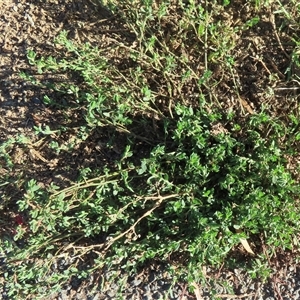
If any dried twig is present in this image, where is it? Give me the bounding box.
[215,293,255,299]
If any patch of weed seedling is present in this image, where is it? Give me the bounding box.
[1,0,300,299]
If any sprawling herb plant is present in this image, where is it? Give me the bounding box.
[1,0,300,299]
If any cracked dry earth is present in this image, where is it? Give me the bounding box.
[1,0,300,299]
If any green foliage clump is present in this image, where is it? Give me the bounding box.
[1,0,300,299]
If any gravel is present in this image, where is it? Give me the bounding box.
[40,260,300,300]
[51,266,300,300]
[1,250,300,299]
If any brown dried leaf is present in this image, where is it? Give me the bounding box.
[239,237,255,255]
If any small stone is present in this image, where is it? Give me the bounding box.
[106,290,116,298]
[58,290,69,300]
[131,279,142,287]
[32,97,42,104]
[288,266,295,272]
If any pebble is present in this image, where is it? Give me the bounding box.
[3,258,300,300]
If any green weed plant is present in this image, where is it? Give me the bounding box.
[1,0,300,299]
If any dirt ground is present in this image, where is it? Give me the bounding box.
[1,0,300,299]
[0,0,122,191]
[1,0,298,199]
[1,0,299,187]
